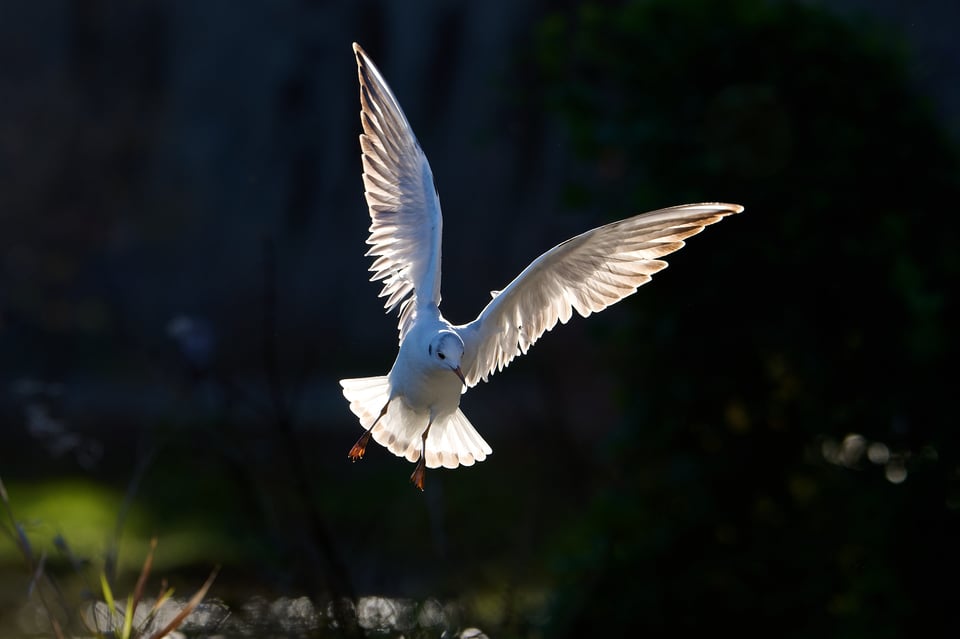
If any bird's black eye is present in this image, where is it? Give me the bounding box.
[438,352,446,360]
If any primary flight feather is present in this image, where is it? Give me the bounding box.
[341,43,743,489]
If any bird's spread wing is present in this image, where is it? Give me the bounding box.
[354,43,443,341]
[457,203,743,386]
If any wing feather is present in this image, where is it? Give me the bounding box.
[456,203,743,386]
[354,43,443,341]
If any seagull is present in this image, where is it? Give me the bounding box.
[341,43,742,490]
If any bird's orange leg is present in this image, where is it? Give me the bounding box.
[348,401,390,461]
[410,417,434,491]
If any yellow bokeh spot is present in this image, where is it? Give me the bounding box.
[724,399,751,434]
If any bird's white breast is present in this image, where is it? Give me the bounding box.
[389,320,464,417]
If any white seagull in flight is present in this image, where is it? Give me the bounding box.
[341,43,743,489]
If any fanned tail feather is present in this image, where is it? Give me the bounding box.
[340,375,391,427]
[340,376,492,469]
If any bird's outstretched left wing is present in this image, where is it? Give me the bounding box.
[456,203,743,386]
[354,43,444,341]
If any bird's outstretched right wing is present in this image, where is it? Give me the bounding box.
[456,203,743,386]
[354,43,444,342]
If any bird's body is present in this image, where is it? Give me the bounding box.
[344,308,491,481]
[391,316,461,414]
[341,43,743,488]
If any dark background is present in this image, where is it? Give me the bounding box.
[1,0,958,637]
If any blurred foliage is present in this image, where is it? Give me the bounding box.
[529,0,958,636]
[0,478,249,574]
[0,479,138,568]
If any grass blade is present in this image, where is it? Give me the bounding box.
[122,594,134,639]
[131,537,157,613]
[146,566,219,639]
[27,551,47,598]
[100,571,117,619]
[138,586,175,633]
[49,617,66,639]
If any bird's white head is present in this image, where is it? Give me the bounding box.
[429,331,466,385]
